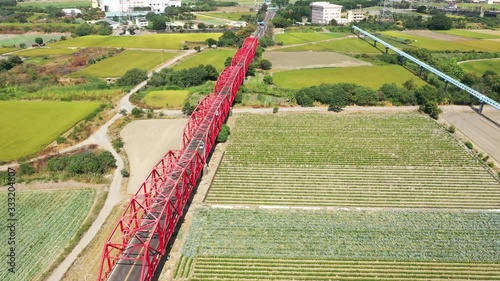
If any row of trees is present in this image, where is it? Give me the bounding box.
[295,81,442,118]
[46,151,116,175]
[149,65,219,88]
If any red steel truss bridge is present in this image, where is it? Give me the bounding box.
[97,36,259,281]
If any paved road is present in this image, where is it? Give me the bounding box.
[441,105,500,163]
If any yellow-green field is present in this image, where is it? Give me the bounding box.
[173,49,236,71]
[382,31,500,51]
[438,29,500,39]
[277,38,382,53]
[275,32,348,45]
[461,59,500,76]
[69,50,178,78]
[0,101,100,161]
[14,47,78,56]
[0,48,17,54]
[144,90,189,108]
[50,34,222,49]
[18,0,91,8]
[273,65,427,89]
[200,12,254,21]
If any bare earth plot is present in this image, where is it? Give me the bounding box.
[468,29,500,36]
[441,105,500,163]
[263,51,371,70]
[120,119,187,193]
[403,30,471,41]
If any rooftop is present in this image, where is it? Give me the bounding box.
[310,2,343,8]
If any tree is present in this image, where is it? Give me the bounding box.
[416,6,427,13]
[263,75,273,85]
[246,63,257,77]
[19,43,26,49]
[75,23,93,36]
[116,68,148,86]
[259,59,272,70]
[224,56,233,67]
[182,100,196,115]
[327,90,349,112]
[35,37,43,45]
[217,124,231,142]
[131,107,144,118]
[427,13,452,30]
[206,38,217,47]
[272,0,289,8]
[198,22,206,29]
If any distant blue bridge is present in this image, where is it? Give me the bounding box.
[352,26,500,113]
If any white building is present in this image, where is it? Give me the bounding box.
[135,17,149,27]
[62,8,82,16]
[310,2,342,25]
[98,0,181,13]
[347,10,365,23]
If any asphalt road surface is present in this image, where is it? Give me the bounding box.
[441,105,500,163]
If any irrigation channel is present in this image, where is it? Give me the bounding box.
[352,26,500,112]
[95,13,278,279]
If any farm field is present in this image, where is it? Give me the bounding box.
[173,49,236,71]
[438,29,500,39]
[49,34,222,49]
[461,59,500,76]
[0,47,17,54]
[18,0,91,8]
[0,33,69,47]
[207,113,500,208]
[0,189,95,281]
[382,31,500,51]
[264,51,370,70]
[192,14,228,26]
[144,90,189,108]
[274,32,347,45]
[277,37,382,53]
[200,12,253,21]
[0,101,100,161]
[14,47,78,56]
[177,208,500,280]
[69,50,177,78]
[272,65,426,89]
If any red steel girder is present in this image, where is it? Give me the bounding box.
[98,36,259,281]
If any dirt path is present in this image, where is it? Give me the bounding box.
[120,119,188,194]
[46,51,195,281]
[441,105,500,164]
[458,57,500,65]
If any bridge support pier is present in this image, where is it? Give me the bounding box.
[374,40,377,47]
[445,81,449,92]
[385,47,389,54]
[418,66,423,77]
[479,103,484,114]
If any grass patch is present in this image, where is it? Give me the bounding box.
[0,47,17,54]
[18,0,91,8]
[275,32,347,45]
[0,189,95,281]
[0,101,100,161]
[201,12,254,21]
[438,29,500,39]
[461,59,500,76]
[69,50,177,78]
[273,65,426,89]
[382,31,500,51]
[173,49,236,71]
[143,90,189,109]
[278,37,382,53]
[50,34,222,49]
[14,47,78,56]
[0,33,68,47]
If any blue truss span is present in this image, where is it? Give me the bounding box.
[352,25,500,111]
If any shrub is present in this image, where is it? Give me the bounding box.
[464,141,473,149]
[112,137,124,152]
[217,124,231,143]
[263,75,273,85]
[273,107,279,114]
[121,169,130,177]
[19,163,35,176]
[131,107,144,118]
[182,100,196,116]
[56,137,67,144]
[447,125,456,133]
[35,37,43,45]
[259,59,272,70]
